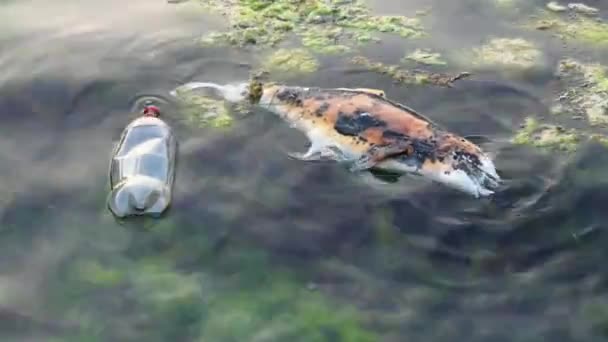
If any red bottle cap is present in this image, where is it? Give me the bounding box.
[142,105,161,117]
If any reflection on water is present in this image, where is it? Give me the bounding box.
[1,0,608,341]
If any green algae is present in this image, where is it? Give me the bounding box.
[469,37,543,70]
[43,210,378,342]
[198,0,425,50]
[72,259,126,288]
[339,14,425,38]
[528,10,608,46]
[402,48,447,66]
[199,274,377,341]
[129,262,206,341]
[300,27,351,54]
[512,117,580,152]
[263,48,320,74]
[172,90,237,129]
[351,56,470,87]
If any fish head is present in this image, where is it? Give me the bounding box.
[389,132,501,198]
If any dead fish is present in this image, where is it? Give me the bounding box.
[248,81,501,198]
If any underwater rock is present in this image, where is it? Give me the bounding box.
[262,48,320,74]
[469,37,543,70]
[512,117,580,152]
[350,56,469,87]
[402,48,447,66]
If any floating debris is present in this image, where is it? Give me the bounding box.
[262,48,320,74]
[469,37,543,70]
[402,48,447,66]
[512,117,580,152]
[351,56,470,87]
[567,3,599,15]
[546,1,567,12]
[493,0,517,8]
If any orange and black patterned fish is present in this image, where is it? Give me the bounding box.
[250,82,501,197]
[171,80,501,197]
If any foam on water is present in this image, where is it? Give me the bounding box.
[169,81,249,103]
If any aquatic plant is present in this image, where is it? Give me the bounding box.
[468,37,543,70]
[512,117,580,152]
[351,56,470,87]
[129,261,206,341]
[196,0,425,50]
[262,48,320,74]
[528,9,608,46]
[71,259,126,288]
[300,27,352,54]
[509,58,608,153]
[199,273,377,341]
[41,207,379,342]
[555,58,608,126]
[402,48,447,66]
[172,90,237,129]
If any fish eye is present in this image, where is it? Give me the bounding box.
[404,145,414,156]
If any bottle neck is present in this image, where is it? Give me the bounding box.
[142,105,161,118]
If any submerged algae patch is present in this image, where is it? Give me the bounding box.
[262,48,320,74]
[555,58,608,126]
[469,37,543,70]
[402,48,447,66]
[198,0,425,49]
[351,56,470,87]
[300,27,351,54]
[199,272,377,342]
[513,117,580,152]
[511,58,608,153]
[528,10,608,46]
[338,13,425,39]
[172,90,239,129]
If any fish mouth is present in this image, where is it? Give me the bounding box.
[439,155,502,198]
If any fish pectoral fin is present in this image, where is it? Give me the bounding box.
[368,169,402,184]
[287,145,337,162]
[288,150,323,161]
[349,141,413,172]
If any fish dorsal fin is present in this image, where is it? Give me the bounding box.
[334,87,386,98]
[326,87,443,128]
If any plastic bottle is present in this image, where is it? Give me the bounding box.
[107,103,177,218]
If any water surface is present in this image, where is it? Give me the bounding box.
[1,0,608,341]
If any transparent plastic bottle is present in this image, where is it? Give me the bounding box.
[107,103,177,218]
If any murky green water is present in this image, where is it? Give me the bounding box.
[1,0,608,341]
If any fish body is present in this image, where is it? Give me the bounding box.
[254,83,501,197]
